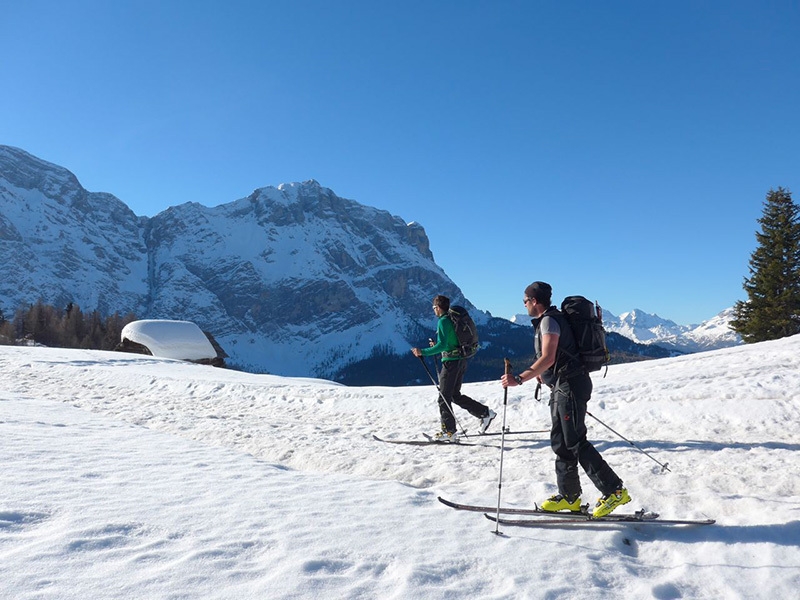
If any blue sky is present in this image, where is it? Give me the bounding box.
[2,1,798,325]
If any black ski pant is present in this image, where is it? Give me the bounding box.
[549,372,623,500]
[437,358,489,433]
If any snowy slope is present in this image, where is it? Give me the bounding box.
[2,335,799,599]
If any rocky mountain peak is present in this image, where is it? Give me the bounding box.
[1,145,461,379]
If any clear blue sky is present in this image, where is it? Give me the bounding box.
[2,1,798,325]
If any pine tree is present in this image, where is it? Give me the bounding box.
[730,187,800,342]
[0,307,13,343]
[63,302,84,347]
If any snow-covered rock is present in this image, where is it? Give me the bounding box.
[119,320,217,361]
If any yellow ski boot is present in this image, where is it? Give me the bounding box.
[592,489,631,518]
[540,494,582,513]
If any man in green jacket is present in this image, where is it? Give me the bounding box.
[412,295,496,442]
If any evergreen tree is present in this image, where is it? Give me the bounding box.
[0,307,13,343]
[103,312,125,350]
[63,303,84,347]
[730,187,800,342]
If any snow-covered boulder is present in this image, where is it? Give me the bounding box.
[118,320,223,365]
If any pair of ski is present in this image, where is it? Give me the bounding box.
[373,428,548,446]
[438,496,715,527]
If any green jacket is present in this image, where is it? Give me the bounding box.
[420,314,461,362]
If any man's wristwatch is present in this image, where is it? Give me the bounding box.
[514,374,524,385]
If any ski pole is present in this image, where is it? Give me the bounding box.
[586,410,671,473]
[417,355,468,437]
[492,357,513,536]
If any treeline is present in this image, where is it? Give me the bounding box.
[0,301,137,351]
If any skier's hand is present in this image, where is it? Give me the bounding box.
[500,373,518,388]
[411,347,422,357]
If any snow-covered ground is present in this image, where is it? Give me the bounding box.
[2,336,799,599]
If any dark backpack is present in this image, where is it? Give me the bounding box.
[559,296,609,374]
[448,305,479,358]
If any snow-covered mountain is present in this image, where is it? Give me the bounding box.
[0,145,688,381]
[603,307,741,353]
[2,145,543,382]
[0,145,465,379]
[512,306,741,354]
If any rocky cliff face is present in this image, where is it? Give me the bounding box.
[139,180,474,377]
[1,146,477,379]
[0,145,149,317]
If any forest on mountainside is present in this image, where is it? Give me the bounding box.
[0,301,136,351]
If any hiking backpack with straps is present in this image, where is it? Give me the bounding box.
[558,296,610,374]
[448,305,479,359]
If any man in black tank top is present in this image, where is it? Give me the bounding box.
[501,281,631,518]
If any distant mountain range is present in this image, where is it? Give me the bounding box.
[604,307,741,352]
[1,145,726,383]
[513,306,741,354]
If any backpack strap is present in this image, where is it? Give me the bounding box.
[543,309,585,383]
